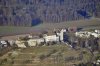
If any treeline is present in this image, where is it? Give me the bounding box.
[0,0,99,26]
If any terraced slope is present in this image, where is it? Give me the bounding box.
[0,45,94,66]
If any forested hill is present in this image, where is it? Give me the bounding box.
[0,0,100,26]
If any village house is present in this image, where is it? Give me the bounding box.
[27,38,44,47]
[27,29,67,47]
[95,30,100,34]
[27,39,37,47]
[96,60,100,65]
[11,29,68,48]
[0,41,8,48]
[75,30,100,38]
[59,29,67,42]
[75,31,91,38]
[74,30,100,51]
[15,40,27,48]
[8,40,15,46]
[43,34,59,44]
[43,29,67,44]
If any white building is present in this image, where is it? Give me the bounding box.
[0,41,8,47]
[15,40,26,48]
[91,33,98,38]
[59,29,66,42]
[8,40,15,46]
[27,38,44,47]
[95,30,100,34]
[75,31,91,38]
[43,35,59,43]
[75,31,100,38]
[43,29,66,43]
[27,39,37,47]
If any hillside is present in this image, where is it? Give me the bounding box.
[0,18,100,36]
[0,45,94,66]
[0,0,100,26]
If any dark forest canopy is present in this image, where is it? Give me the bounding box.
[0,0,100,26]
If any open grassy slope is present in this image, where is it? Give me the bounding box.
[0,18,100,36]
[0,45,93,66]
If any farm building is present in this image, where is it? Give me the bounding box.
[15,40,27,48]
[0,40,8,48]
[0,0,100,26]
[43,35,59,43]
[27,39,37,47]
[27,38,44,47]
[8,40,15,46]
[75,31,100,38]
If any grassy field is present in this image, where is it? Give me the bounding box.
[0,44,93,66]
[0,18,100,36]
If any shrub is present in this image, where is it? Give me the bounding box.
[38,54,46,60]
[0,58,7,65]
[11,60,14,64]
